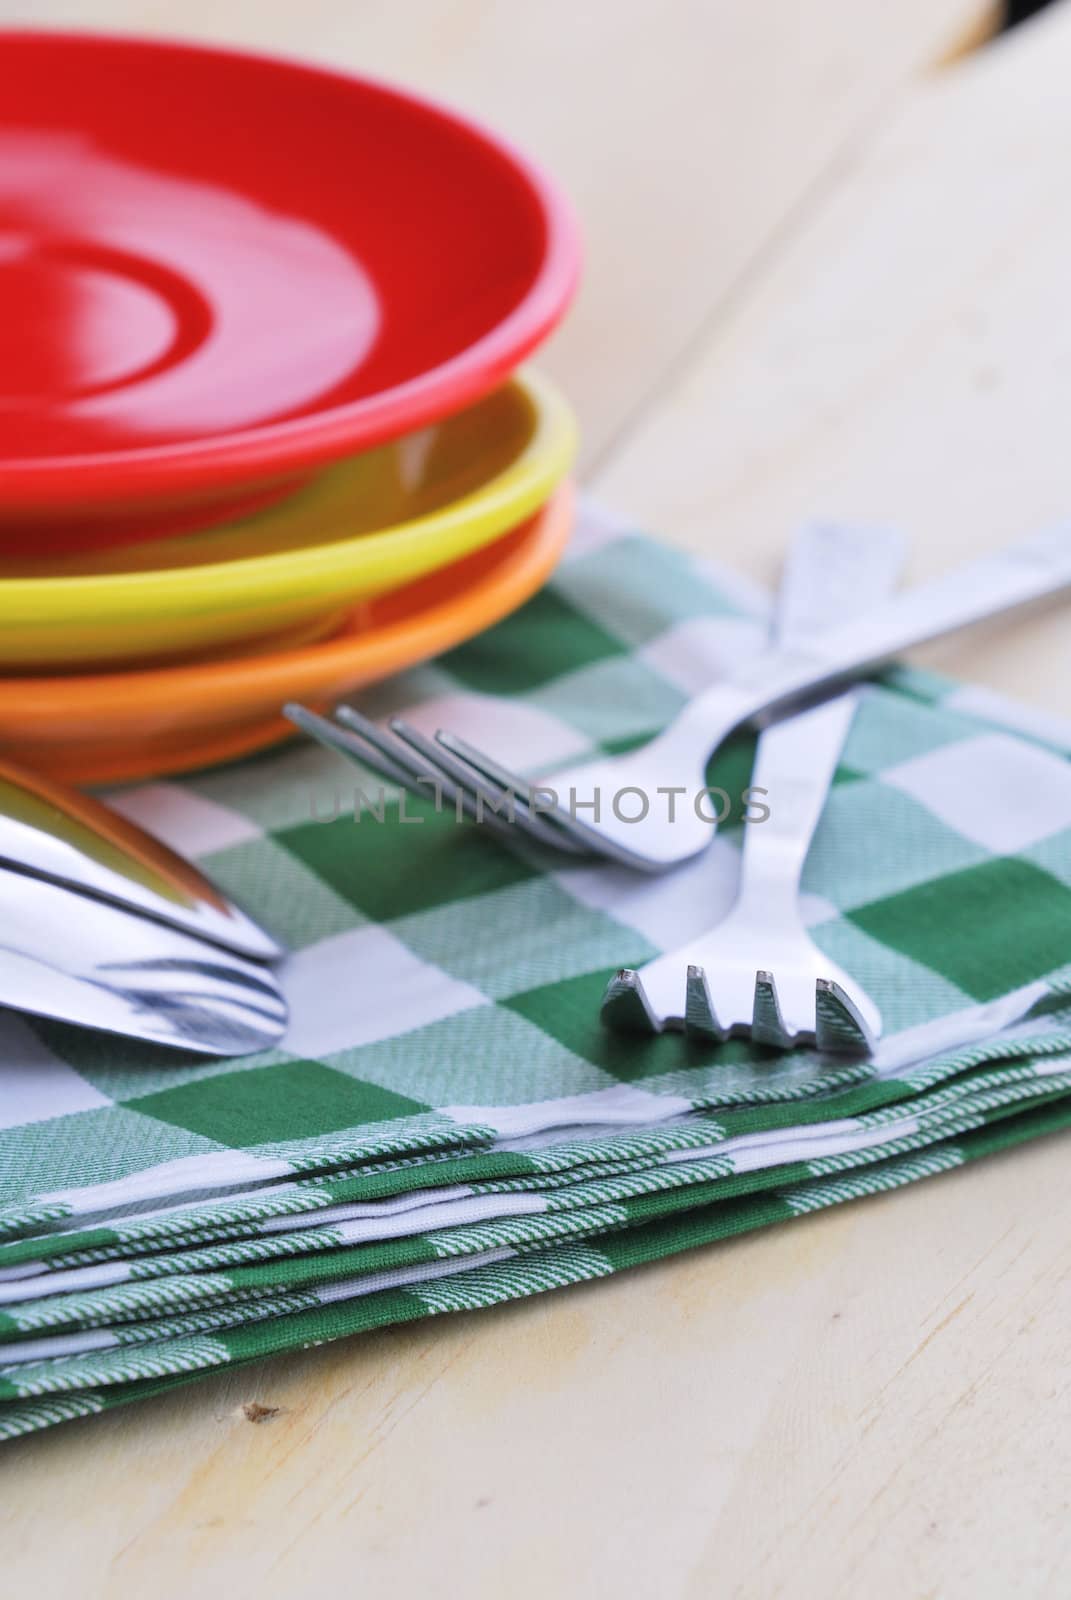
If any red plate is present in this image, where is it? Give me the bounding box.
[0,30,579,543]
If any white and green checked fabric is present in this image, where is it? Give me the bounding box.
[1,1098,1070,1437]
[2,500,1071,1438]
[3,1045,1070,1291]
[3,1061,1070,1358]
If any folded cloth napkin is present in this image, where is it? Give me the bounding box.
[2,500,1071,1436]
[1,1094,1070,1439]
[4,1050,1071,1313]
[3,1059,1070,1363]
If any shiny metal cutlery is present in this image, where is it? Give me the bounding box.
[0,760,281,961]
[602,523,899,1053]
[290,521,1071,871]
[284,700,589,856]
[0,758,286,1055]
[0,864,288,1056]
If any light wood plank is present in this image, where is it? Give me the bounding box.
[595,6,1071,711]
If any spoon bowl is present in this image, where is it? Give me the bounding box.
[0,758,281,961]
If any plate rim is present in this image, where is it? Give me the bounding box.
[0,370,575,629]
[0,28,581,506]
[0,484,576,723]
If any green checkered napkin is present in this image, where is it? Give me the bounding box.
[2,500,1071,1436]
[4,1040,1070,1292]
[2,1096,1071,1438]
[4,1059,1071,1363]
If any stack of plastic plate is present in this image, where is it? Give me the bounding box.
[0,30,580,783]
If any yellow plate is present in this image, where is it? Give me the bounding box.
[0,489,575,786]
[0,370,575,670]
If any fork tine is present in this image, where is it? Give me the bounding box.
[289,703,500,836]
[600,969,663,1033]
[432,729,542,808]
[389,718,540,829]
[432,730,635,862]
[388,720,586,854]
[333,705,502,830]
[333,705,445,789]
[284,704,417,790]
[814,977,876,1055]
[683,965,724,1040]
[336,707,539,842]
[290,703,538,847]
[751,971,793,1050]
[607,966,876,1053]
[432,730,589,849]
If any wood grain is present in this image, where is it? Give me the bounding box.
[6,2,1071,1596]
[594,4,1071,708]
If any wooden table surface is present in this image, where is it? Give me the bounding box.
[4,3,1071,1594]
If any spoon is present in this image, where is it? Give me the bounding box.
[0,758,281,960]
[0,864,288,1056]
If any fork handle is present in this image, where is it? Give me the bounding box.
[726,523,1071,719]
[660,525,1071,753]
[734,524,903,911]
[735,693,859,913]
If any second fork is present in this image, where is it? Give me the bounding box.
[601,522,903,1052]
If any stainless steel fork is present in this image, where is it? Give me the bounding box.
[287,523,1071,873]
[600,524,902,1053]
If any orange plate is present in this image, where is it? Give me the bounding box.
[0,486,573,786]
